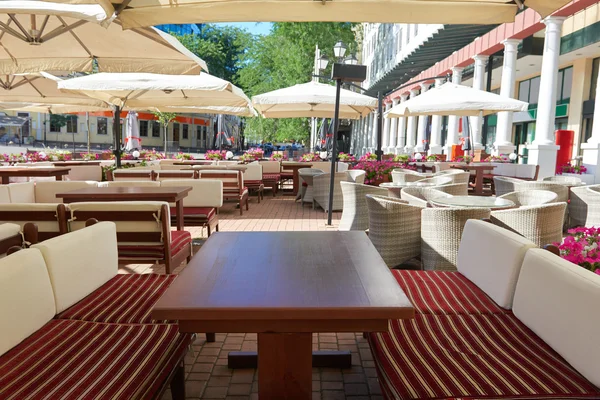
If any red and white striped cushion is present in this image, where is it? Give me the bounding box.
[0,320,191,400]
[393,270,507,315]
[262,173,281,181]
[369,313,600,400]
[118,230,191,259]
[56,274,176,324]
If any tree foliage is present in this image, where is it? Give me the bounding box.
[50,114,68,129]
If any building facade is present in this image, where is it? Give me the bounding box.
[352,0,600,180]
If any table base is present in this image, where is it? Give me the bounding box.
[228,350,352,369]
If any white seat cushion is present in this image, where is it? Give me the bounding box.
[0,223,20,240]
[0,186,11,204]
[31,222,118,314]
[7,182,35,203]
[0,248,55,356]
[457,220,536,309]
[34,181,98,204]
[513,249,600,387]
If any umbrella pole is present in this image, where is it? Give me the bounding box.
[113,106,122,168]
[327,80,342,226]
[86,112,91,154]
[376,91,383,161]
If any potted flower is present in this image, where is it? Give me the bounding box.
[453,155,473,164]
[352,160,416,186]
[393,154,410,164]
[80,152,99,161]
[173,152,195,161]
[557,163,587,175]
[554,227,600,275]
[270,153,287,161]
[300,153,321,162]
[359,152,377,161]
[141,149,166,161]
[426,154,445,162]
[205,150,227,161]
[338,152,356,162]
[486,154,511,163]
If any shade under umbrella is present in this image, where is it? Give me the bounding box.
[386,83,528,117]
[0,1,207,74]
[59,0,571,28]
[252,81,377,119]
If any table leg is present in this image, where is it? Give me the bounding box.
[56,175,64,181]
[1,176,9,185]
[474,170,484,195]
[176,200,184,230]
[292,169,300,196]
[258,332,312,399]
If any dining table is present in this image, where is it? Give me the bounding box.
[430,195,516,210]
[56,186,192,230]
[379,181,437,198]
[152,231,414,399]
[0,167,71,184]
[281,161,312,196]
[450,164,496,196]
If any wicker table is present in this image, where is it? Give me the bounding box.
[152,231,414,399]
[379,181,436,198]
[298,169,325,203]
[430,196,516,210]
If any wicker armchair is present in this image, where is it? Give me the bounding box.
[512,181,569,203]
[498,190,558,206]
[339,182,387,231]
[312,172,348,212]
[366,194,422,268]
[440,171,470,185]
[493,176,525,196]
[346,170,366,184]
[569,185,600,228]
[391,170,430,183]
[421,207,491,271]
[414,176,453,186]
[543,176,582,185]
[585,187,600,227]
[400,187,452,208]
[434,183,469,196]
[490,202,567,247]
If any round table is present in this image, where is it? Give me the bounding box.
[298,169,324,203]
[379,181,437,198]
[430,196,516,210]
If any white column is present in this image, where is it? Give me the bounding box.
[396,94,408,154]
[527,16,566,179]
[494,39,520,155]
[371,112,378,152]
[404,88,419,153]
[470,54,487,150]
[365,114,372,153]
[388,97,399,152]
[382,102,391,151]
[428,78,444,155]
[415,83,430,152]
[445,67,463,155]
[581,61,600,183]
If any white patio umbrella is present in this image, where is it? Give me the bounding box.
[386,82,528,118]
[252,81,377,119]
[125,110,141,151]
[56,0,571,28]
[0,1,207,74]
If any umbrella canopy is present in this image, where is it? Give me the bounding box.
[58,72,254,109]
[386,82,528,118]
[0,1,207,74]
[252,81,377,119]
[55,0,571,28]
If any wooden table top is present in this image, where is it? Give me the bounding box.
[282,162,312,167]
[153,231,414,322]
[56,186,191,200]
[450,164,496,171]
[52,161,101,166]
[0,167,71,176]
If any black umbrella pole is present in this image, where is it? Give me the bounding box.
[327,80,342,226]
[376,91,383,161]
[114,106,122,168]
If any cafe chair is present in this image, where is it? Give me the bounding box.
[346,170,366,184]
[0,203,68,242]
[156,170,196,181]
[434,183,469,196]
[498,190,558,207]
[414,176,453,186]
[543,176,582,185]
[258,161,281,197]
[243,163,264,203]
[569,185,600,228]
[198,170,249,216]
[110,169,157,181]
[312,172,347,212]
[339,182,387,231]
[101,181,161,188]
[421,207,491,271]
[400,187,451,208]
[366,194,422,268]
[493,176,525,197]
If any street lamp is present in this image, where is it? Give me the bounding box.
[318,54,329,70]
[333,41,347,59]
[344,54,359,65]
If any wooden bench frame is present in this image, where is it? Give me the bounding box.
[0,204,68,242]
[199,171,249,216]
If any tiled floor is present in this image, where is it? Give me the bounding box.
[122,192,385,399]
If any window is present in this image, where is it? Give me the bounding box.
[152,121,160,137]
[517,76,540,104]
[196,125,202,140]
[66,115,78,134]
[558,66,573,101]
[591,57,600,101]
[182,124,189,139]
[139,120,149,137]
[173,123,180,141]
[97,117,108,135]
[518,80,530,102]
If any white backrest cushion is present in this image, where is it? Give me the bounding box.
[513,249,600,387]
[310,161,331,172]
[156,170,195,181]
[66,165,102,181]
[8,182,35,203]
[515,164,537,179]
[35,181,98,204]
[337,162,349,172]
[161,179,223,208]
[0,185,11,203]
[102,181,160,187]
[31,222,118,314]
[0,203,61,233]
[0,248,56,356]
[457,220,536,309]
[243,163,263,181]
[259,161,281,174]
[0,222,20,241]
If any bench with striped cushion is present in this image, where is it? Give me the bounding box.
[198,170,249,216]
[369,313,600,400]
[0,319,192,400]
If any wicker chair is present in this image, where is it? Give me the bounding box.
[400,187,452,208]
[512,181,569,203]
[421,207,491,271]
[366,194,422,268]
[435,183,469,196]
[584,187,600,227]
[569,185,600,227]
[498,190,558,206]
[543,176,582,185]
[391,170,430,183]
[339,182,387,231]
[490,203,567,247]
[346,170,366,184]
[493,176,525,196]
[312,172,347,212]
[441,171,470,185]
[415,176,453,186]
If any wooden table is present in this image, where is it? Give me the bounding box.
[450,164,496,196]
[430,195,516,210]
[0,167,71,184]
[152,231,413,399]
[52,161,102,166]
[56,186,191,230]
[282,162,312,196]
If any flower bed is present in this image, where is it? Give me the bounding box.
[452,155,473,164]
[205,150,227,160]
[338,152,356,162]
[485,154,511,163]
[557,163,587,175]
[240,148,264,163]
[300,153,321,162]
[555,227,600,275]
[173,152,195,161]
[352,160,417,185]
[270,153,287,161]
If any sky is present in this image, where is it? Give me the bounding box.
[214,22,273,36]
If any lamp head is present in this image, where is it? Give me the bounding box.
[344,54,358,65]
[318,54,329,70]
[509,152,518,161]
[226,151,234,160]
[132,150,140,159]
[333,41,347,58]
[414,153,423,161]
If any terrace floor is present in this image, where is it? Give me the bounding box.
[121,193,384,400]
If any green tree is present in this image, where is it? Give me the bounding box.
[153,111,178,154]
[49,114,68,131]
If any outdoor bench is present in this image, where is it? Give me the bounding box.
[369,219,600,400]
